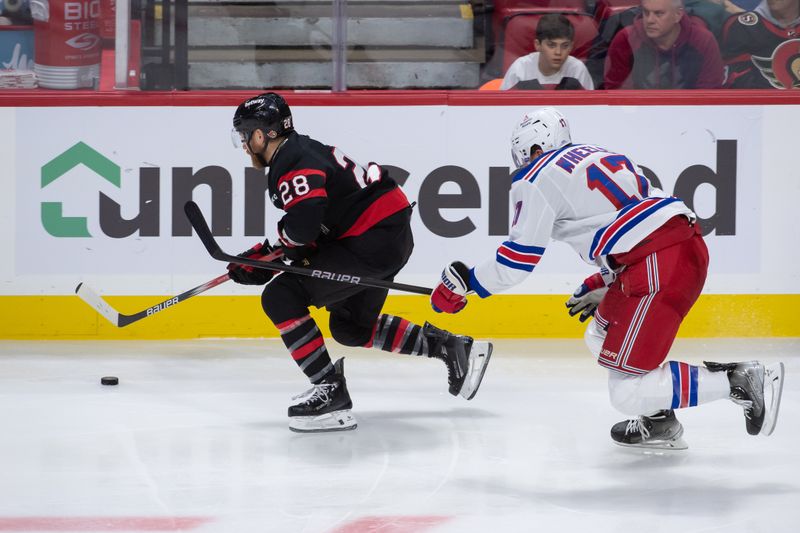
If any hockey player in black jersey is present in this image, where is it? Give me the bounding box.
[228,92,492,433]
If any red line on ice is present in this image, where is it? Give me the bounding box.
[329,515,451,533]
[0,517,212,531]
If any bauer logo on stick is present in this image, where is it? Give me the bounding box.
[146,297,180,316]
[311,270,361,284]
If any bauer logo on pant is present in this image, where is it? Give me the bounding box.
[601,348,618,361]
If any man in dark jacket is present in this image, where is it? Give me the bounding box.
[604,0,724,89]
[228,93,492,433]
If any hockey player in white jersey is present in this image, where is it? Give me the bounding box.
[430,107,785,449]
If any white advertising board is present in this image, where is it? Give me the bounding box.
[2,104,799,295]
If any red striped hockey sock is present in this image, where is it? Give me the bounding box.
[367,314,428,356]
[668,360,730,408]
[276,314,333,384]
[669,361,700,409]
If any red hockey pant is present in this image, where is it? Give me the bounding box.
[596,218,709,375]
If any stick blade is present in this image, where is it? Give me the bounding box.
[184,201,224,259]
[75,282,122,327]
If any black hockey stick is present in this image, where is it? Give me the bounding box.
[184,201,433,295]
[76,248,284,327]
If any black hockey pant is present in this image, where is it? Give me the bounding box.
[261,208,428,383]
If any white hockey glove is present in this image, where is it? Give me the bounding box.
[566,269,615,322]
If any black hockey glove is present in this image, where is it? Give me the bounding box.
[280,242,318,263]
[227,241,281,285]
[277,219,318,263]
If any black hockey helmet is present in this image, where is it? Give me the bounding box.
[231,92,294,147]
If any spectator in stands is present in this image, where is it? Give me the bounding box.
[500,13,594,90]
[604,0,724,88]
[720,0,800,88]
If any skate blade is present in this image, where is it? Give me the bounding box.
[289,409,357,433]
[459,341,493,400]
[613,436,689,452]
[760,362,785,437]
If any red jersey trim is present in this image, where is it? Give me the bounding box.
[339,187,410,239]
[726,69,752,86]
[761,18,800,39]
[726,52,754,64]
[283,188,327,210]
[277,168,326,188]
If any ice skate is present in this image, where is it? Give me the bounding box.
[762,363,785,436]
[610,410,688,450]
[288,358,357,433]
[705,360,784,436]
[422,322,492,400]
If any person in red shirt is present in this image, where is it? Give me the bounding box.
[604,0,724,88]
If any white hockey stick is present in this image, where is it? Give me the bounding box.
[76,249,283,327]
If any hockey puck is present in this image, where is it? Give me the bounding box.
[101,376,119,386]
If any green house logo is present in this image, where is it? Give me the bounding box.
[41,142,121,237]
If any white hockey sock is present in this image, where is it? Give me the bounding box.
[608,361,730,416]
[695,363,731,405]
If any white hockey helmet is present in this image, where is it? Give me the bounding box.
[510,107,572,168]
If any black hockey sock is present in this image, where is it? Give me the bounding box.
[275,314,333,384]
[368,314,428,356]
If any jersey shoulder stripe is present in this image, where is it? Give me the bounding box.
[589,197,681,260]
[496,241,545,272]
[511,144,573,184]
[278,168,328,210]
[338,187,410,239]
[277,168,326,187]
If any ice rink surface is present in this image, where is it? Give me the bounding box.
[0,338,797,533]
